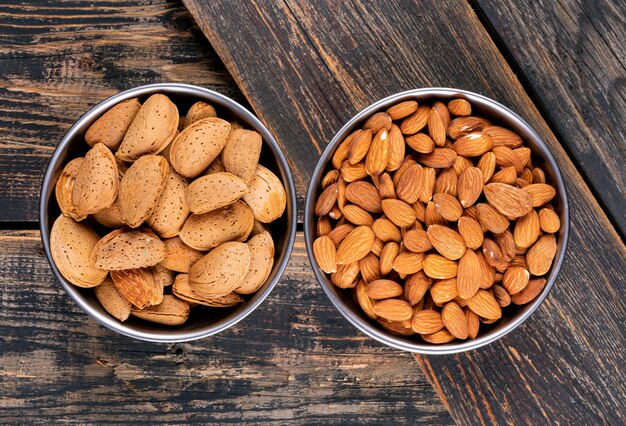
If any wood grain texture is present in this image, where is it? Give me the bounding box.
[0,230,452,424]
[0,0,246,223]
[472,0,626,236]
[183,0,626,423]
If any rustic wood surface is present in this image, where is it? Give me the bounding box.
[0,231,452,424]
[473,0,626,237]
[183,0,626,424]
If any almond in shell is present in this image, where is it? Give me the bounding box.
[187,172,247,215]
[235,231,274,294]
[94,277,132,321]
[147,166,189,237]
[118,155,169,228]
[180,200,254,251]
[222,129,262,184]
[172,274,243,307]
[50,215,108,288]
[72,143,118,217]
[185,101,217,126]
[92,228,165,270]
[85,98,141,151]
[189,241,251,298]
[110,267,163,309]
[160,236,205,273]
[56,157,86,221]
[116,94,178,161]
[131,295,190,326]
[242,165,287,223]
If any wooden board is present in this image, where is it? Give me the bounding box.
[472,0,626,236]
[0,0,245,223]
[183,0,626,423]
[0,231,452,424]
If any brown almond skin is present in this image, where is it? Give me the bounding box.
[118,155,169,228]
[222,129,263,184]
[336,226,375,265]
[187,172,247,215]
[442,301,469,339]
[85,98,141,151]
[526,234,557,276]
[511,278,547,305]
[427,225,467,260]
[387,100,418,120]
[313,235,337,274]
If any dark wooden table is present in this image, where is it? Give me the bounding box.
[1,0,624,424]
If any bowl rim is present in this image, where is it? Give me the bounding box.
[304,87,569,354]
[40,83,298,343]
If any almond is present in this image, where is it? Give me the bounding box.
[169,117,231,178]
[72,143,118,217]
[365,129,390,176]
[110,267,163,309]
[355,280,377,319]
[523,184,556,207]
[457,167,484,208]
[447,99,471,116]
[433,193,462,221]
[442,302,468,339]
[242,165,287,223]
[377,173,396,199]
[458,216,484,250]
[160,237,204,273]
[425,201,447,227]
[447,116,491,139]
[118,155,169,228]
[315,183,338,216]
[476,251,496,289]
[387,100,418,120]
[348,129,373,164]
[490,166,517,185]
[416,148,457,168]
[421,329,456,344]
[502,266,530,295]
[484,183,533,219]
[381,198,417,228]
[336,226,376,265]
[532,167,546,184]
[333,130,360,169]
[341,160,368,182]
[404,271,431,305]
[185,101,217,126]
[466,309,480,338]
[539,208,561,233]
[94,277,132,322]
[482,238,502,267]
[476,203,510,234]
[92,228,165,270]
[359,253,381,283]
[130,295,189,326]
[405,133,435,154]
[396,164,424,204]
[427,107,447,147]
[313,235,337,274]
[400,105,430,134]
[56,158,87,221]
[433,102,451,127]
[373,299,413,322]
[328,223,355,246]
[467,289,502,320]
[116,94,178,161]
[85,98,141,151]
[430,278,458,304]
[172,274,243,307]
[321,169,340,188]
[482,126,522,148]
[434,168,458,197]
[190,241,251,298]
[386,124,405,171]
[526,234,557,276]
[451,132,493,156]
[494,230,516,264]
[221,129,262,184]
[514,210,541,248]
[363,112,392,134]
[410,309,444,334]
[342,204,374,226]
[420,167,437,204]
[366,279,403,299]
[511,278,546,305]
[493,146,523,173]
[180,200,253,251]
[235,231,274,294]
[331,262,360,288]
[147,166,190,237]
[514,147,532,168]
[379,241,399,275]
[187,172,246,215]
[345,182,384,215]
[403,229,433,253]
[427,225,466,260]
[492,284,511,307]
[456,249,481,299]
[392,252,425,275]
[50,215,108,288]
[423,254,457,279]
[477,152,496,183]
[317,216,332,236]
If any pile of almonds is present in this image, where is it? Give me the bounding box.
[51,94,286,326]
[312,98,560,343]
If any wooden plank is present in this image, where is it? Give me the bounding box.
[0,230,452,424]
[472,0,626,236]
[0,0,244,223]
[183,0,626,423]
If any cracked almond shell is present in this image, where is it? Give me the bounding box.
[146,165,189,237]
[172,274,244,307]
[222,129,263,184]
[92,228,166,270]
[130,294,189,326]
[186,172,247,214]
[50,215,108,288]
[242,165,286,223]
[179,200,254,251]
[55,157,86,221]
[118,155,169,228]
[235,231,274,294]
[94,277,132,321]
[169,117,231,178]
[110,267,163,309]
[189,241,251,298]
[116,94,179,161]
[85,98,141,151]
[72,143,118,217]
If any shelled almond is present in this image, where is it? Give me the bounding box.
[51,94,287,326]
[312,97,561,344]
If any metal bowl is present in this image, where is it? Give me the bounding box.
[40,83,297,343]
[304,88,569,354]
